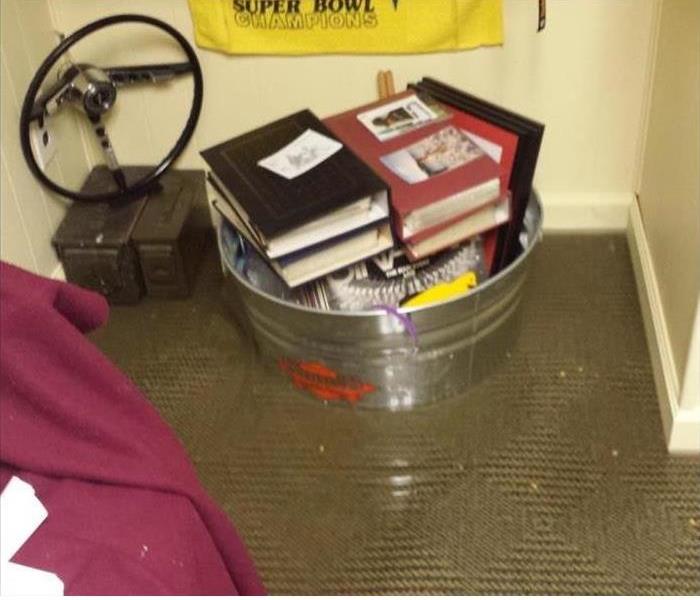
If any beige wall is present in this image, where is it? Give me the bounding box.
[0,0,90,275]
[52,0,655,202]
[638,0,700,397]
[1,0,658,275]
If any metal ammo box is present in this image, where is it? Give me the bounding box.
[53,166,210,303]
[131,169,211,298]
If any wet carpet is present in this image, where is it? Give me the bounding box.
[91,234,700,595]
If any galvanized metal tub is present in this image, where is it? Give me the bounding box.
[222,192,542,410]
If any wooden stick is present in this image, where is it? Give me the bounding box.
[384,70,396,96]
[377,70,389,99]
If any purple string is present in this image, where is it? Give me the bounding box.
[374,304,418,345]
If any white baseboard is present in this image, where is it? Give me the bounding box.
[50,262,65,281]
[627,200,700,454]
[541,192,633,232]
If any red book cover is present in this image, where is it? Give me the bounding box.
[324,92,514,243]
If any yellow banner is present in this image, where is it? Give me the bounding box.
[187,0,503,55]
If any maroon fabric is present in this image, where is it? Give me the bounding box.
[0,262,265,595]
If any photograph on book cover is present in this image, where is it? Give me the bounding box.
[381,125,488,184]
[357,94,442,141]
[410,78,544,273]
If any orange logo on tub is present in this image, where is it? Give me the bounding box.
[277,358,375,405]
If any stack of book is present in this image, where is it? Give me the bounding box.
[202,110,393,288]
[325,91,517,269]
[204,80,543,296]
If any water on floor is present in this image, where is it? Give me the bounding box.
[91,234,700,595]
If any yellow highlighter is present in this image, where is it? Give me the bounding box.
[400,272,479,309]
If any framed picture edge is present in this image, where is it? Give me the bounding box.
[409,78,544,272]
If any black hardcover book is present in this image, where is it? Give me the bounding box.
[200,109,388,240]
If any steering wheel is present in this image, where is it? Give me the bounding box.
[19,14,203,203]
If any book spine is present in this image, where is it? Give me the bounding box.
[207,173,269,249]
[405,196,510,261]
[401,177,500,239]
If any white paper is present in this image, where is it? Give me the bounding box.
[258,129,342,179]
[357,94,438,141]
[0,476,48,562]
[1,476,64,596]
[1,561,64,596]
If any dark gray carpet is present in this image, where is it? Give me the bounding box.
[91,234,700,595]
